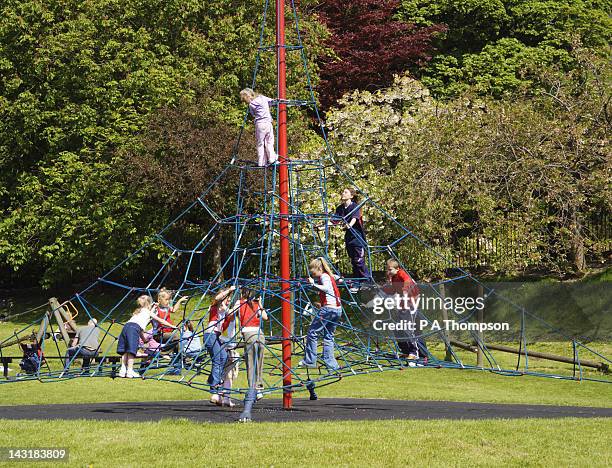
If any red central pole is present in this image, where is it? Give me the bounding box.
[277,0,292,409]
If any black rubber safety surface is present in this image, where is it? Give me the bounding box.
[1,399,610,423]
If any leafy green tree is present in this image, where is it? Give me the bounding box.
[0,0,325,287]
[323,49,610,277]
[398,0,612,97]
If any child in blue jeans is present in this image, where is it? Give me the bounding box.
[299,258,342,370]
[204,286,235,405]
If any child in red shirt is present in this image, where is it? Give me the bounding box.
[383,260,419,302]
[153,288,187,351]
[383,259,426,360]
[239,289,269,399]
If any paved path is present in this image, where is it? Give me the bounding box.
[1,399,610,423]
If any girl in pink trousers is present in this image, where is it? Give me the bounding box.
[240,88,278,166]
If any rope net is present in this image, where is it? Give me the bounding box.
[1,0,610,400]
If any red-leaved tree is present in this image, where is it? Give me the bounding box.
[316,0,445,109]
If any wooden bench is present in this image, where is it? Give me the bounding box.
[0,355,123,378]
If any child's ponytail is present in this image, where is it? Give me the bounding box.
[134,295,153,315]
[309,257,334,278]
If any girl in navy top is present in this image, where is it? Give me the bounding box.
[334,187,370,283]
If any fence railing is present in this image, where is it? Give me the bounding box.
[330,212,611,277]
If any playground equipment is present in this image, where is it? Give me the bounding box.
[1,0,610,421]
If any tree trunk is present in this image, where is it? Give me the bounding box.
[570,212,586,272]
[212,235,224,282]
[572,233,586,272]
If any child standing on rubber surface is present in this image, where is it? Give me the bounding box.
[239,289,269,399]
[299,257,342,370]
[240,88,278,167]
[117,295,176,378]
[205,286,234,405]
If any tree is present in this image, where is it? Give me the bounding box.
[119,93,260,279]
[398,0,612,97]
[322,50,610,277]
[0,0,326,288]
[315,0,445,109]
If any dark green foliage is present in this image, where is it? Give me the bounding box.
[0,0,324,287]
[0,0,609,288]
[399,0,612,97]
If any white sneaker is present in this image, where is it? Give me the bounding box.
[126,370,140,379]
[349,287,359,293]
[298,360,317,368]
[256,392,263,401]
[118,367,127,378]
[209,394,221,405]
[223,398,235,408]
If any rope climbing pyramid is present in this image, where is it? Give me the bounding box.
[1,0,610,420]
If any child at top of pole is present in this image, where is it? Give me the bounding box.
[299,257,342,370]
[333,187,370,289]
[204,285,235,405]
[240,88,278,167]
[239,288,269,400]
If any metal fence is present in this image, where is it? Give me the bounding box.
[330,212,611,277]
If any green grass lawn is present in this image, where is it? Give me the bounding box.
[1,285,610,467]
[0,418,610,467]
[1,361,609,467]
